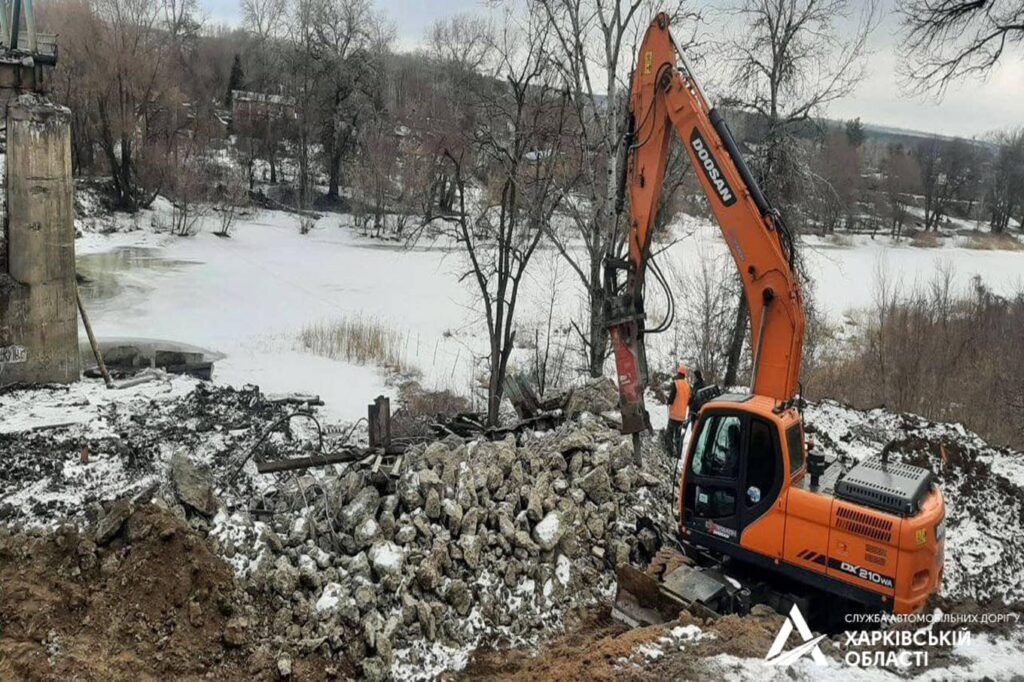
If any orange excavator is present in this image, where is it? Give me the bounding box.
[607,13,945,626]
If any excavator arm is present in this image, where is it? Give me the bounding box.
[608,12,806,434]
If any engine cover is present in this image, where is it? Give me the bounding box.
[834,457,935,517]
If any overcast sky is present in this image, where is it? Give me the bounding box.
[200,0,1024,139]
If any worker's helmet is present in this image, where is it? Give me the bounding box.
[677,363,687,376]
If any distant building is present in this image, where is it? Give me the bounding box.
[231,90,297,131]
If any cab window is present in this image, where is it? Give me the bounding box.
[694,485,736,519]
[691,415,742,479]
[746,419,778,507]
[785,424,804,476]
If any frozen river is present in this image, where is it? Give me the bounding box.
[75,210,1024,422]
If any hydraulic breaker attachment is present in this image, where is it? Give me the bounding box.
[605,257,650,437]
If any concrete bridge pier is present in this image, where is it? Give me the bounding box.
[0,96,80,386]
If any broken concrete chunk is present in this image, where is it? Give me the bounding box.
[424,488,441,520]
[354,516,380,548]
[446,578,472,617]
[170,451,218,517]
[442,498,464,532]
[94,499,133,545]
[315,582,345,614]
[558,429,595,454]
[459,533,482,569]
[613,466,637,493]
[338,486,380,533]
[368,541,405,579]
[532,511,564,551]
[223,616,250,648]
[577,466,613,504]
[417,468,443,495]
[270,555,300,597]
[563,377,619,416]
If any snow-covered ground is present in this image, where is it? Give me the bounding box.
[73,205,1024,424]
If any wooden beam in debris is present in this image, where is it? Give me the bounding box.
[503,373,542,420]
[255,450,370,474]
[267,393,324,406]
[368,395,392,449]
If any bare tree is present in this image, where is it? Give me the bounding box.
[428,12,494,72]
[213,165,250,237]
[535,0,698,378]
[809,127,862,233]
[240,0,288,183]
[241,0,286,45]
[917,136,975,231]
[720,0,878,386]
[351,120,400,237]
[668,243,740,383]
[882,144,922,240]
[310,0,391,200]
[726,0,879,225]
[427,8,574,425]
[37,0,99,174]
[416,13,496,224]
[898,0,1024,91]
[988,128,1024,233]
[73,0,174,210]
[529,253,572,396]
[284,0,324,216]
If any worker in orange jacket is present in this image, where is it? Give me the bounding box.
[666,364,691,460]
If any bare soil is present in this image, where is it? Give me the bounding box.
[457,606,786,681]
[0,506,344,681]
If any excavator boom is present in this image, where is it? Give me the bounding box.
[608,12,805,431]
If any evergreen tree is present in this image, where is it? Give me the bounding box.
[845,117,865,148]
[225,54,245,107]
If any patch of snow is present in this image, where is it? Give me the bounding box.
[315,582,344,614]
[533,512,562,548]
[555,553,572,586]
[368,541,404,574]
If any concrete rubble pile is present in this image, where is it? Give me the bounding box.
[1,377,677,679]
[10,375,1023,678]
[209,379,677,679]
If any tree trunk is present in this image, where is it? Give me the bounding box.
[724,292,749,388]
[327,153,341,199]
[588,289,608,378]
[486,332,515,426]
[587,241,610,378]
[115,139,137,212]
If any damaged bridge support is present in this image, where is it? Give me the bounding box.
[0,97,79,386]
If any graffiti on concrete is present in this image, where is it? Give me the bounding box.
[0,345,28,364]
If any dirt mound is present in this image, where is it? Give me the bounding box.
[0,505,338,681]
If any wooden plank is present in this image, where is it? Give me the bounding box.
[256,451,368,474]
[368,400,380,448]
